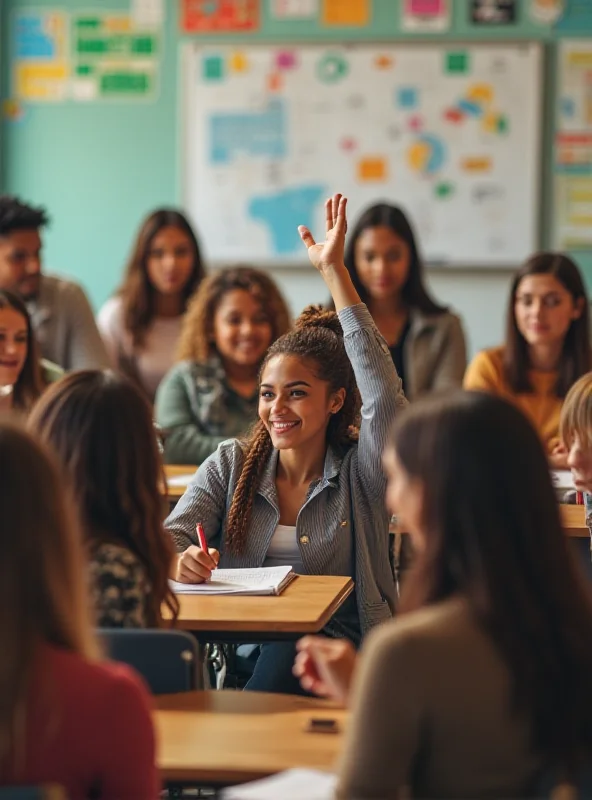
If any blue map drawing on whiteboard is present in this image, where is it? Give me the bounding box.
[15,14,56,58]
[249,185,325,255]
[210,100,286,164]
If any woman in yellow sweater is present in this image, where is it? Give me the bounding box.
[464,253,590,466]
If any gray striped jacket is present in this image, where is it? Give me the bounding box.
[165,304,407,636]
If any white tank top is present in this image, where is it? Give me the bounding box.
[263,524,305,574]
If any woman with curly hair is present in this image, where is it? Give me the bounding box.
[98,208,205,401]
[155,266,291,465]
[165,194,406,693]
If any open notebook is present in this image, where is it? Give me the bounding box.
[221,769,336,799]
[169,566,296,596]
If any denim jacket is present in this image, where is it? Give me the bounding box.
[165,304,407,637]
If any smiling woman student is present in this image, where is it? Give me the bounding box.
[464,253,590,467]
[165,194,405,693]
[0,290,46,415]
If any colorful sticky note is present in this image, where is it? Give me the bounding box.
[408,114,424,131]
[467,83,494,104]
[462,156,492,172]
[398,87,418,109]
[497,114,509,133]
[358,157,388,182]
[203,54,224,80]
[230,51,248,72]
[322,0,369,26]
[271,0,319,17]
[268,72,283,91]
[276,50,297,70]
[458,99,483,117]
[561,96,576,118]
[444,107,464,123]
[340,136,357,152]
[375,54,394,70]
[446,51,469,73]
[435,182,454,198]
[181,0,259,33]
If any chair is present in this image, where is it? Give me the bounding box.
[97,628,198,694]
[0,788,66,800]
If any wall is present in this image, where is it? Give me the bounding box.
[1,0,591,357]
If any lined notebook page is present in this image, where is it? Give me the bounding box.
[222,769,337,799]
[169,566,295,595]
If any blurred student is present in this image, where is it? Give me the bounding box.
[561,372,592,542]
[98,209,206,401]
[155,267,290,465]
[0,195,109,371]
[342,203,466,399]
[465,253,590,467]
[0,423,157,798]
[166,195,404,693]
[29,370,178,628]
[295,391,592,799]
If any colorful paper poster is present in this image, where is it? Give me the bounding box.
[12,10,70,101]
[401,0,450,32]
[322,0,370,26]
[71,13,160,101]
[554,0,592,32]
[181,0,260,33]
[271,0,318,18]
[555,176,592,249]
[471,0,517,24]
[530,0,564,24]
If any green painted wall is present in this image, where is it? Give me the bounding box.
[1,0,591,311]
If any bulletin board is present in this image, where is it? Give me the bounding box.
[183,41,543,267]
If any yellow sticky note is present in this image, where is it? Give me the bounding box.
[230,52,248,72]
[323,0,369,26]
[105,16,132,32]
[462,157,492,173]
[482,112,498,134]
[467,83,494,104]
[358,157,387,182]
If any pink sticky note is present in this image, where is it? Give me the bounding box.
[407,0,444,14]
[409,115,423,131]
[276,50,297,70]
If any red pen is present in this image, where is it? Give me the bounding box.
[196,522,208,551]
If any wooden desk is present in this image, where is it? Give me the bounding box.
[560,504,588,538]
[164,465,198,502]
[168,575,354,641]
[155,690,347,785]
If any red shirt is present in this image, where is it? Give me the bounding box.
[1,643,158,799]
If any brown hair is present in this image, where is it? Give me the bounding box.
[504,253,590,397]
[176,266,291,363]
[560,371,592,450]
[392,391,592,768]
[118,209,205,348]
[0,290,44,412]
[0,422,98,766]
[28,370,179,626]
[225,306,360,555]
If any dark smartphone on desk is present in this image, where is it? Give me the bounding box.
[305,717,340,734]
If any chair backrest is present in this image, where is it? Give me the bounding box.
[97,628,197,694]
[0,787,66,800]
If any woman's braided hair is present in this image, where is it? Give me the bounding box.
[225,305,360,555]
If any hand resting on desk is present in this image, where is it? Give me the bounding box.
[293,636,357,705]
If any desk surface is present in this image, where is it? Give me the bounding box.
[164,465,198,501]
[167,574,354,637]
[560,504,588,538]
[155,690,346,785]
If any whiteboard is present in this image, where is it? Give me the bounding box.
[183,42,543,267]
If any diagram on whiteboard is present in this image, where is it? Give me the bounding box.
[184,43,541,265]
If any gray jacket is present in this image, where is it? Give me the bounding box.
[165,304,407,638]
[27,274,109,371]
[403,309,467,401]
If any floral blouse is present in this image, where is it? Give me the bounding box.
[88,542,152,628]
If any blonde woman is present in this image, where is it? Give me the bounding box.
[155,266,291,465]
[0,423,157,798]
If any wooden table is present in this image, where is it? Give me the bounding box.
[168,574,354,642]
[155,690,347,786]
[164,464,198,502]
[560,504,588,538]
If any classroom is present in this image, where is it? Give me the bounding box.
[2,0,592,798]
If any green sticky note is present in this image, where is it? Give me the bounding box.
[101,72,150,95]
[203,55,224,81]
[435,182,454,199]
[76,17,100,28]
[77,37,107,54]
[497,115,509,134]
[76,64,94,76]
[132,36,155,55]
[446,52,469,74]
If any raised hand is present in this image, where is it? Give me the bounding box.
[298,193,348,274]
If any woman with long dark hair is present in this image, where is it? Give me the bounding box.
[295,391,592,798]
[342,203,466,399]
[465,252,590,466]
[98,208,206,401]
